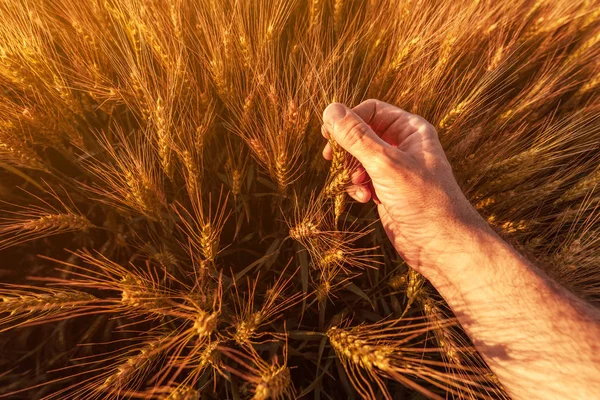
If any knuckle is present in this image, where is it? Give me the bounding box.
[423,123,439,140]
[408,114,427,126]
[410,115,439,138]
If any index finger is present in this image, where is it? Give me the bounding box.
[352,99,419,145]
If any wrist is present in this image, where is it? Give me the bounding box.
[416,204,504,285]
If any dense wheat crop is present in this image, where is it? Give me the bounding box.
[0,0,599,398]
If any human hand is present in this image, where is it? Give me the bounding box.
[321,100,489,277]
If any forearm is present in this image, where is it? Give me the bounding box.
[426,220,600,399]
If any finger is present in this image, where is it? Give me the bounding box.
[352,99,410,131]
[322,143,332,160]
[347,185,371,203]
[322,103,391,170]
[352,99,422,146]
[321,124,329,139]
[367,180,380,204]
[351,165,367,185]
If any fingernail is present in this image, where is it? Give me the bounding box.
[323,103,347,128]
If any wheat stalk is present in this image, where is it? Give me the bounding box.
[0,0,599,397]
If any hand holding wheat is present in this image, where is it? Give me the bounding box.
[323,99,600,400]
[322,99,484,276]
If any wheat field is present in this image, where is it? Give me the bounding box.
[0,0,599,398]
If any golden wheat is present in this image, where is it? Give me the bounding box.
[0,0,599,398]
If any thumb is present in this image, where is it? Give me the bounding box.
[323,103,389,169]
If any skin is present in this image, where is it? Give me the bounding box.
[321,100,600,400]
